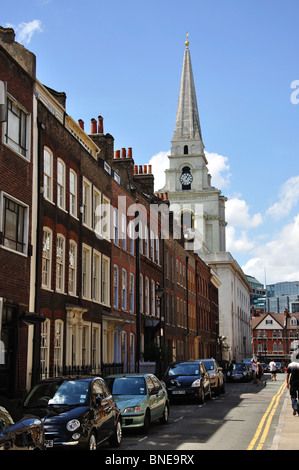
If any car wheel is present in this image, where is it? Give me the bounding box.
[109,419,122,448]
[142,410,151,434]
[88,431,97,450]
[159,404,169,424]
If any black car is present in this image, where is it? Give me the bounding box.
[20,376,122,450]
[0,400,44,450]
[162,361,211,403]
[226,363,251,382]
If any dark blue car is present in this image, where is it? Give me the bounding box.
[20,376,122,450]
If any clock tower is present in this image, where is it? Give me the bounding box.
[161,35,227,254]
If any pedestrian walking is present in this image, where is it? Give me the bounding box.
[269,359,277,381]
[286,361,299,415]
[256,360,266,387]
[251,357,257,385]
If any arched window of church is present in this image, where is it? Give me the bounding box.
[184,145,188,155]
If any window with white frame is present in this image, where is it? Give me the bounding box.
[101,195,110,240]
[54,320,63,375]
[122,268,127,311]
[145,277,149,315]
[101,256,110,306]
[150,230,155,261]
[151,279,156,316]
[44,148,53,201]
[121,213,127,250]
[68,240,77,295]
[1,193,28,254]
[155,235,159,264]
[56,234,65,292]
[113,265,119,308]
[42,228,52,289]
[82,178,92,227]
[57,159,66,210]
[92,325,100,372]
[129,273,134,313]
[82,324,90,367]
[93,187,101,234]
[92,250,101,302]
[128,220,134,255]
[82,244,92,299]
[113,207,119,245]
[69,169,77,217]
[144,225,149,257]
[41,318,50,379]
[5,97,30,159]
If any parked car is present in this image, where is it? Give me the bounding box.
[199,359,225,395]
[105,373,169,434]
[0,401,44,450]
[19,376,122,450]
[262,363,269,373]
[226,363,251,382]
[162,361,211,404]
[275,362,285,373]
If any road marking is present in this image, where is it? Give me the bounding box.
[247,382,286,450]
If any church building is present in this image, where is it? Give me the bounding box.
[160,35,252,362]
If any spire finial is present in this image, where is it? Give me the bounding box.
[185,32,189,48]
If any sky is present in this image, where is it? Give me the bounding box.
[2,0,299,286]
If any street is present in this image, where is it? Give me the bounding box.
[108,372,287,451]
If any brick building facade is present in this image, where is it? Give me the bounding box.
[0,27,220,398]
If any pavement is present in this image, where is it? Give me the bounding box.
[271,387,299,450]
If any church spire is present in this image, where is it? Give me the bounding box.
[172,35,204,149]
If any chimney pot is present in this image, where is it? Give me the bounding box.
[134,165,138,175]
[115,150,120,159]
[143,165,147,174]
[98,115,104,133]
[139,165,143,174]
[78,119,84,130]
[91,118,97,134]
[121,148,126,159]
[148,164,152,174]
[127,147,132,158]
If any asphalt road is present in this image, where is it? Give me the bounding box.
[114,372,286,451]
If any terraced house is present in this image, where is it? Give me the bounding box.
[0,26,220,399]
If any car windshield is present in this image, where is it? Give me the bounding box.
[233,364,246,371]
[23,380,90,407]
[201,360,215,371]
[106,377,146,395]
[168,364,200,376]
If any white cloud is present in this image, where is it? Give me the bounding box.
[7,20,43,45]
[267,175,299,220]
[226,197,263,228]
[205,151,231,189]
[226,226,255,253]
[149,150,169,192]
[242,213,299,284]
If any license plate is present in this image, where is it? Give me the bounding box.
[45,440,54,448]
[172,390,186,394]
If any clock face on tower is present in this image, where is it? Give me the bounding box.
[180,172,193,186]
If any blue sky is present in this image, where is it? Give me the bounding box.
[3,0,299,285]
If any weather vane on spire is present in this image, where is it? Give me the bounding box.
[185,32,189,47]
